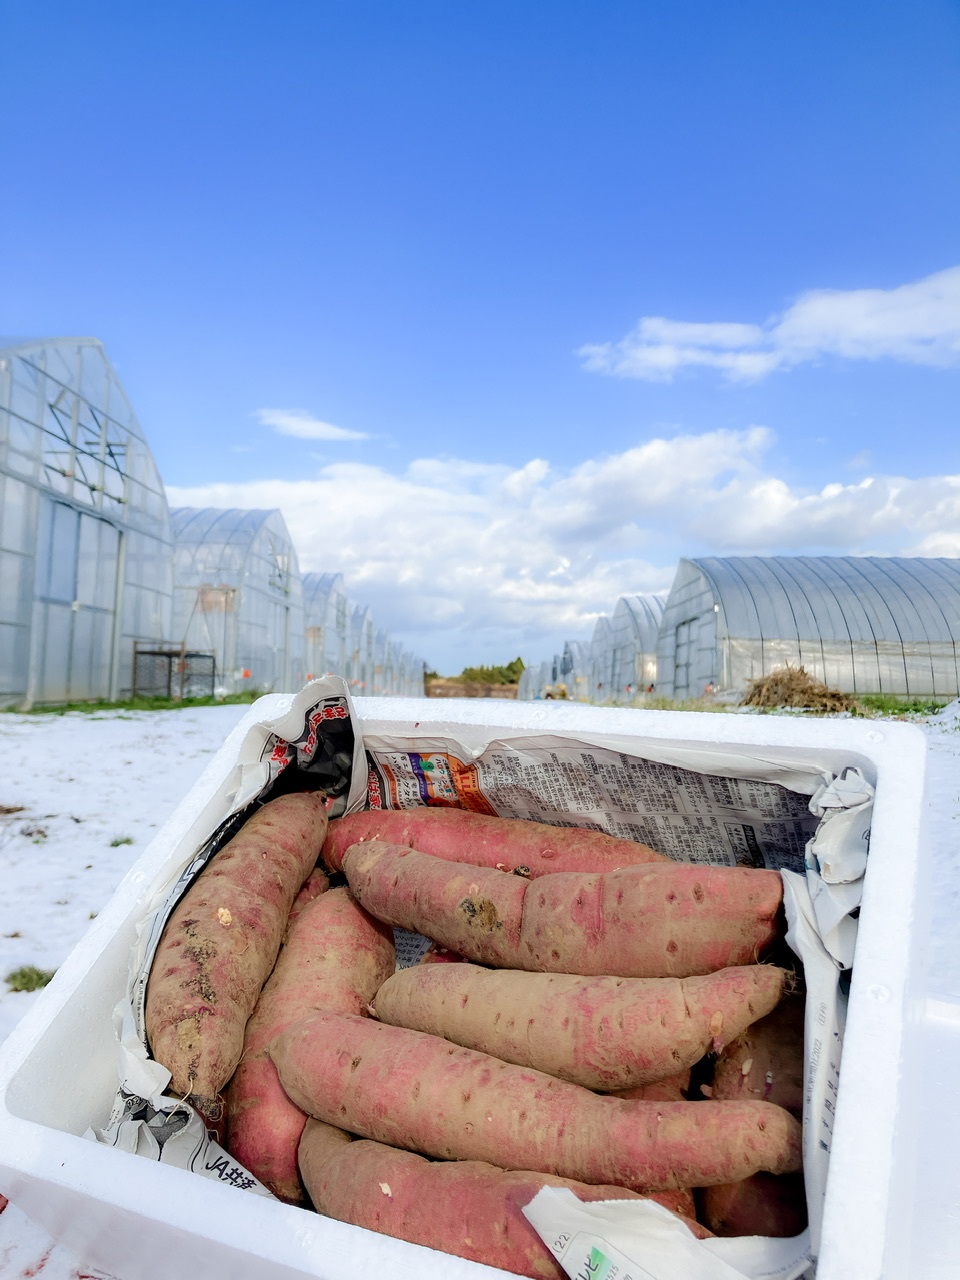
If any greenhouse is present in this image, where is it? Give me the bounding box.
[302,571,349,680]
[531,655,562,699]
[395,648,424,698]
[656,555,960,699]
[521,640,598,700]
[170,507,305,695]
[0,337,173,708]
[588,615,615,701]
[607,594,667,704]
[302,574,426,696]
[393,648,408,697]
[559,639,592,701]
[519,596,666,704]
[371,629,390,696]
[516,665,537,700]
[518,658,553,700]
[349,603,375,693]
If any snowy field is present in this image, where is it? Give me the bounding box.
[0,705,250,1046]
[0,704,249,1277]
[0,700,957,1277]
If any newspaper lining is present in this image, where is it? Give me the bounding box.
[365,735,820,872]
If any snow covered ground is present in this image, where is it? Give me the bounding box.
[0,700,957,1277]
[0,704,249,1278]
[0,706,250,1047]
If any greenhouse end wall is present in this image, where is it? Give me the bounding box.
[560,640,591,701]
[170,508,305,696]
[302,572,349,682]
[0,338,173,709]
[655,561,720,698]
[608,595,666,703]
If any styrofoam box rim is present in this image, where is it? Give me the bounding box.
[0,695,931,1280]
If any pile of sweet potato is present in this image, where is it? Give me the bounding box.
[144,797,807,1280]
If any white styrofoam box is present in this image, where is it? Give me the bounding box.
[0,696,932,1280]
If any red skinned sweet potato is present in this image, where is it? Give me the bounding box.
[610,1068,692,1102]
[710,994,805,1116]
[145,792,329,1118]
[225,886,395,1202]
[347,843,528,967]
[698,994,806,1236]
[698,1171,808,1237]
[298,1120,711,1279]
[287,868,330,928]
[375,962,787,1090]
[323,808,668,876]
[343,842,783,978]
[272,1011,802,1192]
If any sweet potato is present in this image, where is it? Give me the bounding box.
[611,1068,692,1102]
[323,808,668,876]
[225,886,395,1202]
[287,868,330,928]
[345,843,527,967]
[710,994,805,1116]
[343,842,783,978]
[697,995,806,1236]
[145,792,329,1118]
[298,1120,711,1279]
[374,962,787,1090]
[698,1171,808,1237]
[272,1011,802,1191]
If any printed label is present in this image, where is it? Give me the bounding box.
[558,1233,658,1280]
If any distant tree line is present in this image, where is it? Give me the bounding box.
[458,657,525,685]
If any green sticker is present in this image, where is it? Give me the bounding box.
[588,1246,614,1278]
[563,1231,656,1280]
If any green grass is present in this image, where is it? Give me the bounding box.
[2,691,264,716]
[632,695,735,712]
[595,693,953,717]
[109,835,134,847]
[852,694,952,717]
[585,695,735,712]
[5,965,56,992]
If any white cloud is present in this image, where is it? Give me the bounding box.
[255,408,368,441]
[910,531,960,558]
[167,427,960,669]
[580,266,960,382]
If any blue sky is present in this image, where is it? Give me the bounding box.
[3,0,959,671]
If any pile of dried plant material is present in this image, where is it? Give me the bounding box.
[741,665,856,712]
